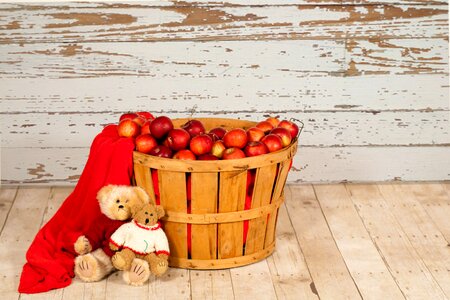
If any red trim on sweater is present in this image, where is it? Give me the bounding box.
[133,220,161,231]
[109,238,121,249]
[155,250,170,256]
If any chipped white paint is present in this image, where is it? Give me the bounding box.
[0,1,448,184]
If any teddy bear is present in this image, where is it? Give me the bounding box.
[109,200,170,285]
[73,184,153,286]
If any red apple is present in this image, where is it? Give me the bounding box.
[166,128,191,151]
[119,112,138,122]
[190,134,213,156]
[135,134,158,154]
[256,121,274,133]
[222,148,246,160]
[223,128,248,149]
[136,111,155,120]
[278,120,299,138]
[270,127,292,147]
[150,116,174,140]
[266,117,280,128]
[244,141,269,157]
[211,140,226,158]
[206,132,219,142]
[246,127,265,142]
[261,134,283,153]
[198,154,219,160]
[173,149,196,160]
[149,145,173,158]
[182,120,206,138]
[141,120,151,135]
[133,116,147,127]
[117,119,141,138]
[209,127,227,139]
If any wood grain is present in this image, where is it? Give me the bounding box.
[345,184,447,299]
[286,185,362,299]
[377,183,450,297]
[0,188,51,300]
[0,4,447,43]
[2,146,450,184]
[314,184,405,299]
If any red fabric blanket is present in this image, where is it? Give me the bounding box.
[18,125,135,294]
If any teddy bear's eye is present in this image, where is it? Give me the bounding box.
[150,213,153,216]
[145,212,148,215]
[116,199,120,203]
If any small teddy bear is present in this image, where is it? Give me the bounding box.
[109,200,170,285]
[73,185,153,285]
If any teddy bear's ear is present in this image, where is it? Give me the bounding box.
[133,186,152,205]
[156,205,165,219]
[130,202,144,218]
[97,185,115,204]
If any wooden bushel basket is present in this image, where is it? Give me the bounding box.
[133,118,298,269]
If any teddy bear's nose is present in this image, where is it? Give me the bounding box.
[145,218,149,224]
[118,205,124,209]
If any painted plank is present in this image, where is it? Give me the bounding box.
[285,185,362,299]
[266,202,318,299]
[2,146,450,185]
[104,270,149,300]
[1,38,447,80]
[0,4,447,44]
[345,184,446,299]
[0,1,445,7]
[314,184,405,299]
[230,259,278,300]
[377,183,450,297]
[20,187,73,300]
[408,183,450,243]
[2,110,449,148]
[189,269,234,300]
[149,268,191,300]
[0,187,51,300]
[2,74,448,113]
[0,187,17,230]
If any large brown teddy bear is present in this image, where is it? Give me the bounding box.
[73,185,152,285]
[109,201,170,285]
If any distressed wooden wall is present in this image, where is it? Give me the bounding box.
[0,1,449,184]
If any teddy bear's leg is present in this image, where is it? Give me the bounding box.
[112,248,135,271]
[74,249,114,282]
[144,253,169,277]
[122,258,151,286]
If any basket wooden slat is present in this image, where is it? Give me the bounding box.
[159,170,188,259]
[191,172,218,260]
[218,170,247,259]
[245,164,278,255]
[265,159,291,248]
[133,118,299,269]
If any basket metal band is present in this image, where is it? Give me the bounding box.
[161,194,284,225]
[168,242,276,269]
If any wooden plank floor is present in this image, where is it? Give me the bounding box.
[1,183,449,300]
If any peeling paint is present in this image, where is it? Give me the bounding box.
[45,13,137,28]
[27,163,53,179]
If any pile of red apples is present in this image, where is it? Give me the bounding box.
[117,112,299,161]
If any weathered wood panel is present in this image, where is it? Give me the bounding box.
[2,146,450,184]
[0,4,447,43]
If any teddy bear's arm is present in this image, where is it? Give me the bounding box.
[154,230,170,257]
[108,222,130,251]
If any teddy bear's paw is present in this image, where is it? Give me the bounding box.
[74,254,98,282]
[151,259,169,276]
[123,258,150,286]
[112,253,128,271]
[74,235,92,255]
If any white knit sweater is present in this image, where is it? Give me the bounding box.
[110,220,170,256]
